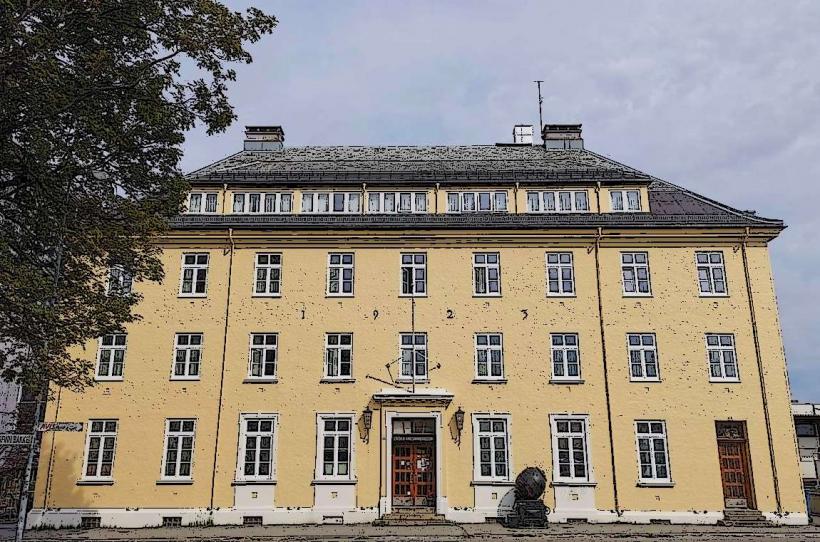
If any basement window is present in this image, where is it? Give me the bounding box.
[80,517,101,529]
[243,516,263,526]
[162,516,182,528]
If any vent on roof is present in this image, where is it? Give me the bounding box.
[244,126,284,151]
[542,124,583,150]
[512,125,533,145]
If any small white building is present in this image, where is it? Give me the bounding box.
[792,402,820,518]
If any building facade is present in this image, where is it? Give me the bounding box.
[28,125,807,528]
[792,402,819,516]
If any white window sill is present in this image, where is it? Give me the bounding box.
[470,480,515,487]
[320,378,355,384]
[398,294,428,298]
[630,378,661,383]
[699,293,729,298]
[637,481,675,488]
[251,293,282,298]
[710,378,741,384]
[170,377,201,382]
[326,294,354,298]
[232,479,277,486]
[472,294,502,299]
[311,479,357,485]
[243,378,278,384]
[156,479,193,485]
[547,294,576,298]
[623,293,652,298]
[550,480,597,487]
[550,379,585,385]
[178,294,207,299]
[472,379,507,384]
[396,379,430,385]
[77,479,114,486]
[94,377,123,382]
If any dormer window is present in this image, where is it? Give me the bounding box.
[301,192,361,214]
[187,192,218,214]
[232,192,292,214]
[446,191,507,213]
[526,191,589,213]
[610,190,641,212]
[367,192,427,213]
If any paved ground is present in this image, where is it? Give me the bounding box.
[2,522,819,542]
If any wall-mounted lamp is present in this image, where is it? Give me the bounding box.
[362,406,373,442]
[455,406,465,443]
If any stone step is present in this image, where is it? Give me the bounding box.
[373,512,453,526]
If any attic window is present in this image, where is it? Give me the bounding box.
[446,191,507,213]
[610,190,641,212]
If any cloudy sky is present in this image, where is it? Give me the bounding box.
[182,1,820,400]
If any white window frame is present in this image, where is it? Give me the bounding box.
[172,333,203,381]
[80,419,118,482]
[474,333,504,381]
[178,253,209,297]
[446,191,508,213]
[315,413,355,481]
[634,420,672,484]
[106,265,133,295]
[398,332,428,382]
[400,253,427,296]
[161,418,196,481]
[550,333,582,382]
[473,252,501,296]
[367,191,427,213]
[186,192,218,214]
[627,333,660,382]
[301,192,361,214]
[546,252,575,296]
[324,333,353,380]
[696,251,728,296]
[236,413,278,482]
[471,413,512,482]
[621,252,652,296]
[253,253,282,297]
[706,333,740,382]
[327,253,355,297]
[549,414,593,483]
[232,192,293,214]
[248,333,278,380]
[610,189,642,212]
[96,333,127,381]
[526,190,589,213]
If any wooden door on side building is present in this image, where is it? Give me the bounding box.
[716,421,756,509]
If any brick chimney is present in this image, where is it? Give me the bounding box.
[541,124,583,150]
[244,126,284,151]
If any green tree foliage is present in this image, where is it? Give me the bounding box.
[0,1,276,390]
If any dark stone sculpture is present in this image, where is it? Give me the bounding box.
[505,467,550,528]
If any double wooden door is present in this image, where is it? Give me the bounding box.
[716,422,755,509]
[392,441,435,508]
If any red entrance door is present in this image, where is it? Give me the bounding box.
[392,442,435,507]
[716,421,756,509]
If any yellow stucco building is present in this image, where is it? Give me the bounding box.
[28,124,807,528]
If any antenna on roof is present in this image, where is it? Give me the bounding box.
[534,80,544,139]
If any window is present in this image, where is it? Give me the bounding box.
[173,333,203,380]
[186,192,218,214]
[527,191,589,213]
[796,423,818,437]
[473,416,511,481]
[475,333,504,380]
[232,192,292,214]
[399,333,428,381]
[254,253,282,296]
[179,253,209,297]
[327,253,354,296]
[400,253,426,296]
[635,421,671,483]
[610,189,641,211]
[446,191,508,213]
[550,416,590,482]
[162,419,196,480]
[82,420,118,480]
[627,333,659,381]
[621,252,651,295]
[317,415,353,480]
[368,192,427,213]
[107,265,132,295]
[706,334,739,381]
[96,334,127,380]
[551,333,581,381]
[473,253,501,296]
[696,252,727,295]
[248,334,277,379]
[546,253,575,296]
[237,414,277,481]
[301,192,361,214]
[324,333,353,380]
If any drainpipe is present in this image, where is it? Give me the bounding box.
[434,183,440,213]
[209,228,235,510]
[740,227,782,513]
[514,182,519,213]
[593,226,621,514]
